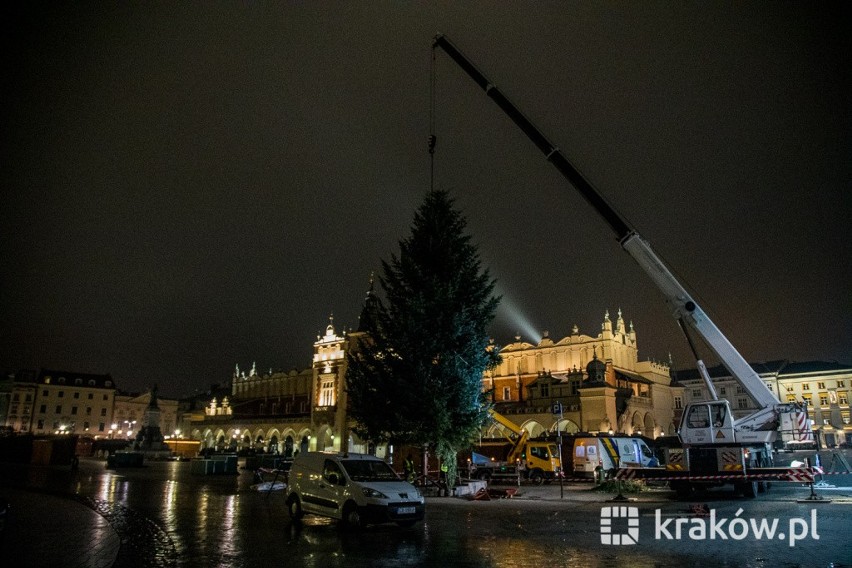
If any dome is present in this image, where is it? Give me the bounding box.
[585,354,607,383]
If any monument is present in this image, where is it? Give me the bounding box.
[132,384,172,459]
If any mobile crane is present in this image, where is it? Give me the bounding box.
[433,34,813,497]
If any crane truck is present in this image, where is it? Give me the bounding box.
[469,409,561,484]
[433,34,814,498]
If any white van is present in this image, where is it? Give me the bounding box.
[572,436,657,478]
[285,452,425,529]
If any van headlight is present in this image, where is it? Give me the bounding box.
[361,487,389,499]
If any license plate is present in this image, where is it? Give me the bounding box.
[397,507,415,515]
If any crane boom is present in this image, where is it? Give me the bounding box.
[432,34,783,434]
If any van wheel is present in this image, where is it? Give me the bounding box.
[529,469,544,485]
[287,495,304,520]
[341,502,363,530]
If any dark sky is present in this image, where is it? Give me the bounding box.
[2,3,850,397]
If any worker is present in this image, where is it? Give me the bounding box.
[403,454,415,482]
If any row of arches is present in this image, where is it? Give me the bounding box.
[190,426,374,456]
[485,411,663,438]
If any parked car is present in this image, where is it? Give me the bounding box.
[285,452,425,529]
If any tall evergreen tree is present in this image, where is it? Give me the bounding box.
[346,190,501,483]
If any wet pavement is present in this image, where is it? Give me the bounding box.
[1,456,850,567]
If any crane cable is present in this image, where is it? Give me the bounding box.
[428,43,437,191]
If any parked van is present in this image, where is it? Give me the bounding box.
[285,452,425,529]
[572,436,657,478]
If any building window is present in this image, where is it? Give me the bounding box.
[103,395,108,401]
[818,382,826,389]
[802,383,810,391]
[503,387,511,401]
[736,386,745,395]
[12,393,20,402]
[89,380,96,386]
[25,393,32,402]
[786,385,794,392]
[99,423,105,432]
[692,389,702,398]
[319,378,335,407]
[58,391,64,398]
[802,394,812,406]
[100,408,106,417]
[838,380,845,388]
[786,394,797,403]
[86,407,92,416]
[674,396,682,409]
[719,387,726,396]
[71,406,78,415]
[43,389,48,396]
[83,421,89,430]
[37,419,44,429]
[105,381,112,387]
[842,412,850,425]
[55,405,62,413]
[839,392,848,405]
[39,405,46,413]
[58,377,65,384]
[74,392,80,399]
[75,379,82,386]
[819,394,829,406]
[541,383,549,398]
[88,393,93,400]
[737,397,750,409]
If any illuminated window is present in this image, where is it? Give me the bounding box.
[786,394,797,403]
[802,383,810,391]
[802,394,812,405]
[819,394,828,406]
[319,378,335,407]
[503,387,511,401]
[840,392,848,405]
[838,380,845,388]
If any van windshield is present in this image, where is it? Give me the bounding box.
[340,459,401,482]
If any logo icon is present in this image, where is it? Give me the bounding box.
[600,506,639,545]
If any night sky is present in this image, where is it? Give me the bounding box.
[2,3,850,397]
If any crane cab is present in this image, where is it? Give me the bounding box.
[680,400,735,445]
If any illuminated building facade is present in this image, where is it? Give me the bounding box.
[188,309,679,456]
[485,309,678,438]
[28,370,116,436]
